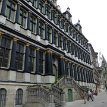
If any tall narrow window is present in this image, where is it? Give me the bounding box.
[0,36,11,68]
[60,19,64,29]
[0,88,7,107]
[15,42,24,70]
[30,15,37,33]
[30,0,37,8]
[47,25,52,43]
[39,50,44,74]
[15,89,23,105]
[28,47,35,73]
[19,8,27,28]
[59,34,63,49]
[38,20,45,39]
[38,0,45,14]
[45,4,51,19]
[52,10,57,23]
[53,30,58,46]
[64,23,68,33]
[6,0,16,22]
[63,38,67,50]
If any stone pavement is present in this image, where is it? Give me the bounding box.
[64,90,107,107]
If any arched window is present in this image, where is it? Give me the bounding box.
[15,89,23,105]
[0,88,7,107]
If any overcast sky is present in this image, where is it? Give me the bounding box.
[57,0,107,60]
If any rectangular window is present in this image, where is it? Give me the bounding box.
[39,50,44,74]
[0,36,11,68]
[57,15,60,26]
[52,10,57,23]
[58,34,63,48]
[6,0,16,22]
[63,38,67,50]
[30,15,37,33]
[45,4,51,19]
[38,20,45,39]
[53,30,58,46]
[28,47,35,73]
[65,23,68,33]
[19,8,27,28]
[29,0,37,8]
[60,19,64,29]
[38,0,45,14]
[15,42,24,70]
[47,25,52,43]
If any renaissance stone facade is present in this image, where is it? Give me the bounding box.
[0,0,95,107]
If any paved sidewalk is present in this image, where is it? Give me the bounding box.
[65,91,107,107]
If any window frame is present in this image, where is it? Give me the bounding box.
[15,89,23,105]
[0,88,7,107]
[15,42,25,71]
[0,36,12,68]
[6,0,16,22]
[19,7,27,29]
[28,46,36,73]
[30,14,37,33]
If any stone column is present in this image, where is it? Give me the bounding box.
[26,12,31,37]
[52,28,54,45]
[36,48,40,74]
[14,3,20,31]
[9,38,18,81]
[24,44,30,73]
[36,17,40,41]
[10,38,18,71]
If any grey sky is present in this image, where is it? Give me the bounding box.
[57,0,107,60]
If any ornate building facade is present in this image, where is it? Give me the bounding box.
[0,0,95,107]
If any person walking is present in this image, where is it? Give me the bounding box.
[87,89,93,101]
[83,91,87,104]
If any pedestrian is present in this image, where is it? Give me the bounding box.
[83,91,87,104]
[87,89,93,101]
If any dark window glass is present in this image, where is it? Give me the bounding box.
[30,15,36,33]
[60,19,64,29]
[38,20,45,39]
[45,4,51,19]
[65,23,68,33]
[15,89,23,105]
[28,47,35,73]
[47,25,52,43]
[52,10,57,23]
[6,0,16,22]
[53,30,58,46]
[59,35,63,48]
[19,8,27,28]
[0,88,7,107]
[38,0,45,14]
[15,42,24,70]
[0,36,11,68]
[39,50,44,74]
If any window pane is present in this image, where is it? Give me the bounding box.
[6,0,16,22]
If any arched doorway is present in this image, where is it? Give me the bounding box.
[68,89,73,102]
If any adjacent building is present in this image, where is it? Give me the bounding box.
[0,0,95,107]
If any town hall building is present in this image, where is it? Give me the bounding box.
[0,0,95,107]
